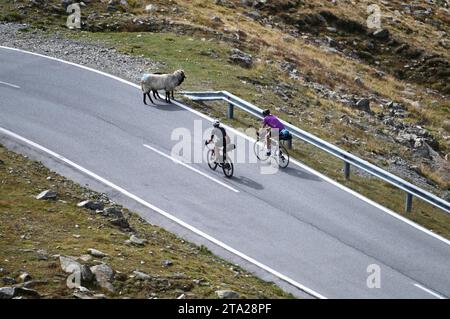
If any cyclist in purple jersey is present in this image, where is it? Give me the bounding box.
[261,109,290,156]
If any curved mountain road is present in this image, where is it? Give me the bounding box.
[1,47,449,299]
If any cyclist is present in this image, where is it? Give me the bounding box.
[260,109,290,156]
[205,119,234,165]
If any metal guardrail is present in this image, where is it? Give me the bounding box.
[182,90,450,214]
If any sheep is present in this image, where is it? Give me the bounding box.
[140,70,186,105]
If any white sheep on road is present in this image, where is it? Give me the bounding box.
[140,70,186,104]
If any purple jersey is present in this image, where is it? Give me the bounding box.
[263,114,285,130]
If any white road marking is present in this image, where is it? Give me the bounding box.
[0,80,20,89]
[1,46,449,297]
[5,45,446,247]
[171,99,450,247]
[414,283,446,299]
[0,126,325,299]
[143,143,239,193]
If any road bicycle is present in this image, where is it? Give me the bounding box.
[253,130,290,168]
[205,142,234,178]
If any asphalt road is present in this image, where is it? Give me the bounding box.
[1,47,449,299]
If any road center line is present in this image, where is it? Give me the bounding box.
[0,126,324,298]
[414,283,446,299]
[0,80,20,89]
[143,144,239,193]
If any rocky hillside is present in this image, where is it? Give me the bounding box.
[0,144,292,299]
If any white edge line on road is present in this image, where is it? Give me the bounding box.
[414,283,446,299]
[143,143,239,193]
[0,46,448,272]
[0,126,325,299]
[171,99,450,247]
[2,45,448,247]
[0,80,20,89]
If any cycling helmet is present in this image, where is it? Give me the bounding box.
[262,109,270,117]
[213,119,220,127]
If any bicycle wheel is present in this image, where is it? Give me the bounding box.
[207,149,218,170]
[276,145,290,168]
[253,140,269,161]
[222,159,234,178]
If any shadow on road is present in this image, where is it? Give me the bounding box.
[281,166,322,182]
[144,99,183,111]
[231,175,264,190]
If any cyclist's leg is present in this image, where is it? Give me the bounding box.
[213,144,220,163]
[265,129,272,155]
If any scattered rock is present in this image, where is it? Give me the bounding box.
[211,16,222,23]
[59,256,82,274]
[355,98,371,112]
[354,76,364,86]
[114,272,127,282]
[161,259,173,267]
[0,287,15,299]
[80,265,95,284]
[60,256,94,284]
[216,289,240,299]
[103,207,124,218]
[21,280,48,289]
[215,0,236,9]
[110,217,130,229]
[145,4,158,12]
[129,235,146,246]
[15,287,40,299]
[73,292,94,299]
[0,286,40,299]
[228,48,253,68]
[79,254,92,262]
[36,190,57,200]
[18,272,32,283]
[2,277,16,285]
[90,264,115,292]
[77,200,104,210]
[88,248,108,258]
[371,28,390,40]
[36,249,48,261]
[133,270,151,280]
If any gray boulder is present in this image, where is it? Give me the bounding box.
[129,235,146,246]
[90,264,115,292]
[0,287,40,299]
[110,217,130,229]
[60,256,81,273]
[77,200,104,211]
[228,48,253,68]
[133,270,151,281]
[103,207,124,218]
[355,99,371,112]
[216,289,240,299]
[0,287,15,299]
[372,28,390,40]
[88,248,108,258]
[18,272,32,283]
[36,190,57,200]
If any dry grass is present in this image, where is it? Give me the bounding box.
[0,144,292,299]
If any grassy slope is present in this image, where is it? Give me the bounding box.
[0,145,292,298]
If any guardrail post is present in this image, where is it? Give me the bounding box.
[344,162,350,180]
[227,103,234,119]
[405,193,413,213]
[286,138,292,150]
